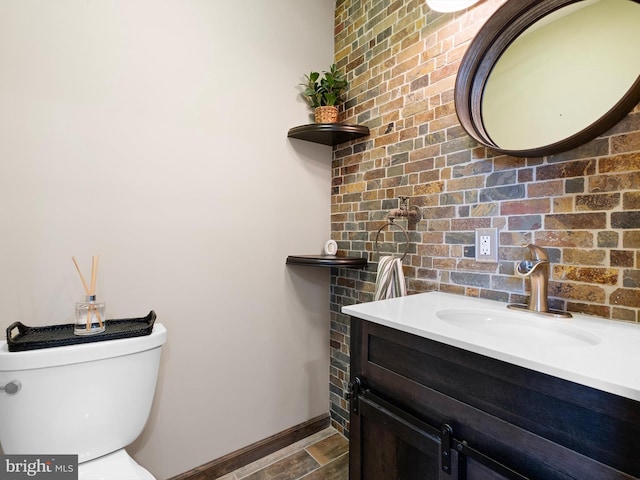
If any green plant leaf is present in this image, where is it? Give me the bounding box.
[299,64,349,109]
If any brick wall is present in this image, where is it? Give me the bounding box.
[329,0,640,436]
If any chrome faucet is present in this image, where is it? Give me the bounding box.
[508,244,572,318]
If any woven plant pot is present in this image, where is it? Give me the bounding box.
[314,106,339,123]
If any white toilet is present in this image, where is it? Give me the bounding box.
[0,323,167,480]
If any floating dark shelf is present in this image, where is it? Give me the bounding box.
[286,255,368,268]
[287,124,370,146]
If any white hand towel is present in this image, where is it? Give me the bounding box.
[374,256,407,301]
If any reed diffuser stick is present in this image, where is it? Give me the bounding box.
[87,256,94,330]
[72,256,90,295]
[90,255,103,328]
[90,255,98,295]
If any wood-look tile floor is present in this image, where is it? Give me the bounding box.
[214,427,348,480]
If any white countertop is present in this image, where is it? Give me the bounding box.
[342,291,640,402]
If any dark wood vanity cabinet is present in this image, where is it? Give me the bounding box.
[348,317,640,480]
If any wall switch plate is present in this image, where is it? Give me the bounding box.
[475,228,498,263]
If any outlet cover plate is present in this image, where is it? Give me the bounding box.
[475,228,498,263]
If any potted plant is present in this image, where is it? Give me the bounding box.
[300,64,349,123]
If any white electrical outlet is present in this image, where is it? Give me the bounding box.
[480,235,491,255]
[476,228,498,263]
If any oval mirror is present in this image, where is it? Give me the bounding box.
[455,0,640,157]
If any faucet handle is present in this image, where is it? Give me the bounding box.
[524,244,549,261]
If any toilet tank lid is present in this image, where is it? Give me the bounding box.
[0,323,166,371]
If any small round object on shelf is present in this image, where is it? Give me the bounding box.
[324,240,338,256]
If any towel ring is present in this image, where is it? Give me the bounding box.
[374,221,410,261]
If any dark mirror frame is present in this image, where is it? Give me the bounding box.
[454,0,640,158]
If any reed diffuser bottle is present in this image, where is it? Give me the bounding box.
[72,255,106,335]
[75,294,106,335]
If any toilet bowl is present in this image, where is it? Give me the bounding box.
[0,323,167,479]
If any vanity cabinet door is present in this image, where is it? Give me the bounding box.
[350,388,519,480]
[349,391,528,480]
[350,390,461,480]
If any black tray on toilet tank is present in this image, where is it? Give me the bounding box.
[5,311,156,352]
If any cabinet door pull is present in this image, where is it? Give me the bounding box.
[440,423,453,474]
[346,376,362,414]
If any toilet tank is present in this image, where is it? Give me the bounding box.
[0,324,167,463]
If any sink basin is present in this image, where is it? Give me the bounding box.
[435,309,601,347]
